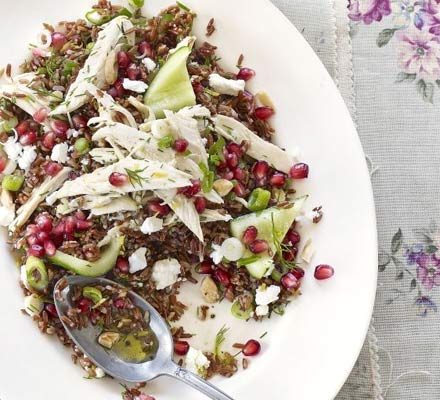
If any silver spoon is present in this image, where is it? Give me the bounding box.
[54,276,234,400]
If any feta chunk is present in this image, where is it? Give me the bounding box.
[210,243,223,265]
[140,216,164,235]
[128,247,148,274]
[18,146,37,171]
[95,367,105,379]
[3,137,23,162]
[255,284,281,306]
[122,78,148,93]
[152,258,181,290]
[51,143,69,164]
[142,57,157,72]
[185,347,210,376]
[208,73,245,96]
[255,305,269,317]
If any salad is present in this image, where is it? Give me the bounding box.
[0,0,334,397]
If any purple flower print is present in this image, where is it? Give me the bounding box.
[415,296,437,316]
[416,253,440,289]
[391,1,425,29]
[419,0,440,35]
[349,0,392,24]
[397,28,440,80]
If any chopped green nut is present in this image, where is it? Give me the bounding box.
[247,188,271,212]
[83,286,103,304]
[74,138,90,155]
[2,175,24,191]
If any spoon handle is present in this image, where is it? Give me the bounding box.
[163,361,234,400]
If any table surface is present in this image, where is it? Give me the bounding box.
[272,1,440,399]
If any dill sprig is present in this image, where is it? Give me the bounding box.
[271,213,299,271]
[214,325,229,358]
[125,167,148,187]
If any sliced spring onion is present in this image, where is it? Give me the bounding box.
[83,286,103,304]
[176,1,191,11]
[270,269,283,282]
[118,7,133,18]
[86,42,95,51]
[25,256,49,292]
[24,294,44,317]
[74,138,90,155]
[231,300,253,320]
[85,10,110,26]
[237,255,260,266]
[129,0,145,8]
[2,175,24,191]
[157,134,175,150]
[247,188,271,212]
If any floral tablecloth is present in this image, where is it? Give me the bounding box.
[272,0,440,399]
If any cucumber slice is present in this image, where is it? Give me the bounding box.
[144,46,196,118]
[48,236,124,277]
[231,197,306,279]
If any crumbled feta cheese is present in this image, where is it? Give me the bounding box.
[255,305,269,317]
[0,206,15,226]
[95,367,105,378]
[51,143,69,164]
[210,243,223,264]
[255,284,281,306]
[220,237,244,262]
[128,247,148,274]
[122,78,148,93]
[185,347,210,376]
[3,136,23,161]
[67,128,80,139]
[152,258,181,290]
[140,216,164,235]
[142,57,157,72]
[208,73,245,96]
[18,146,37,170]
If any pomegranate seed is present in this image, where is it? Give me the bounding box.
[35,214,53,232]
[249,239,269,254]
[192,81,204,94]
[174,340,190,356]
[233,167,247,182]
[242,339,261,356]
[63,232,75,241]
[19,131,37,145]
[27,235,39,246]
[117,51,131,69]
[233,181,247,197]
[52,221,65,236]
[252,161,269,180]
[78,298,92,314]
[45,303,58,318]
[283,247,297,262]
[44,161,62,176]
[179,179,201,198]
[281,272,300,290]
[36,231,50,244]
[72,114,88,130]
[113,298,126,309]
[237,67,256,81]
[194,197,206,214]
[76,219,93,231]
[138,395,155,400]
[148,200,171,217]
[16,120,30,135]
[109,172,128,187]
[314,264,334,280]
[220,169,234,180]
[226,142,243,157]
[28,244,45,257]
[173,138,189,153]
[291,267,305,280]
[42,131,56,150]
[226,152,239,169]
[286,229,300,245]
[214,267,231,286]
[0,157,6,173]
[126,63,141,80]
[50,119,69,139]
[116,256,129,273]
[138,41,154,58]
[254,106,274,120]
[33,107,48,123]
[197,260,214,274]
[290,163,309,179]
[25,224,39,237]
[270,172,286,188]
[51,32,66,50]
[44,240,57,256]
[107,86,119,98]
[64,216,77,234]
[75,210,87,221]
[242,226,258,245]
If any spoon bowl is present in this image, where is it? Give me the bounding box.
[54,276,233,400]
